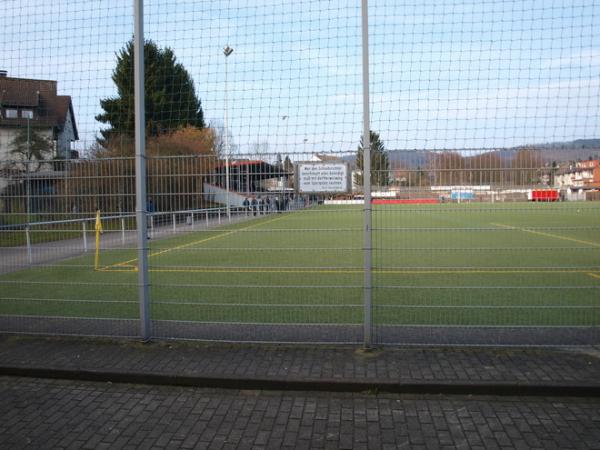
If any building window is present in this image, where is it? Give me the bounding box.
[21,110,34,119]
[5,109,18,118]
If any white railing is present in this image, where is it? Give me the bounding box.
[0,201,302,267]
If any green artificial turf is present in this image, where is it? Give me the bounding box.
[1,202,599,326]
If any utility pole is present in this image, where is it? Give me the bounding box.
[26,117,31,225]
[223,45,233,221]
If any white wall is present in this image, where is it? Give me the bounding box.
[203,182,248,207]
[323,199,364,205]
[0,128,17,161]
[0,127,54,162]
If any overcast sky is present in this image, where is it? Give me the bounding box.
[2,0,599,155]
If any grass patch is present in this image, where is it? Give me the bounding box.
[1,203,599,326]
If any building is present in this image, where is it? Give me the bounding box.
[555,159,600,201]
[0,72,78,162]
[205,160,289,207]
[555,160,600,189]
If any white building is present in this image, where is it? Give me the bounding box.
[0,72,78,162]
[555,160,600,189]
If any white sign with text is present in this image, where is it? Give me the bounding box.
[297,163,349,193]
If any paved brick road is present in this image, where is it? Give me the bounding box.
[1,376,599,450]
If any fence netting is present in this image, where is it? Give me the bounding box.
[0,0,598,344]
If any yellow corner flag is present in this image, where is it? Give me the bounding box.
[94,210,103,270]
[95,210,103,234]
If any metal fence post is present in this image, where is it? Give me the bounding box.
[361,0,373,349]
[25,226,32,265]
[82,221,88,252]
[134,0,151,341]
[121,217,126,245]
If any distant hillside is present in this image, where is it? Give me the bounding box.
[343,149,431,169]
[343,139,600,169]
[539,138,600,150]
[520,139,600,163]
[386,150,431,168]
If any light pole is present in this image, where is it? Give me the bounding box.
[26,117,31,225]
[281,115,288,195]
[223,45,233,221]
[282,115,288,162]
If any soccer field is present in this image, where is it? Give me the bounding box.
[1,202,599,329]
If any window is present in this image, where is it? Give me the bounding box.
[21,110,33,119]
[5,109,18,118]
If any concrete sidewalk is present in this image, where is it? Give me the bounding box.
[1,335,599,396]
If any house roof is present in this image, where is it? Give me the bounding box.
[0,76,78,140]
[557,159,600,175]
[0,87,39,107]
[227,160,265,167]
[312,153,343,162]
[214,159,289,179]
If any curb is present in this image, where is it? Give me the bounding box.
[2,365,600,397]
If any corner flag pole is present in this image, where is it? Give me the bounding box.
[94,209,103,270]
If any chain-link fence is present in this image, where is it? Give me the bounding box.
[1,0,599,345]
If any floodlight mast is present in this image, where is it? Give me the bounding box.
[223,46,233,221]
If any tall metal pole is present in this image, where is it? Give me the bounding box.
[223,46,233,221]
[282,116,289,200]
[26,117,31,225]
[134,0,151,341]
[361,0,373,349]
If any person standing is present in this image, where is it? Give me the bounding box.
[146,197,155,239]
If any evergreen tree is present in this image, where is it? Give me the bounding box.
[96,40,205,147]
[355,130,390,188]
[283,155,293,173]
[283,155,294,188]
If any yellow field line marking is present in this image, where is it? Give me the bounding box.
[107,215,288,269]
[376,269,599,274]
[97,266,600,275]
[491,222,600,248]
[97,268,138,272]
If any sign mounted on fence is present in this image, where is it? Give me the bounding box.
[296,163,350,193]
